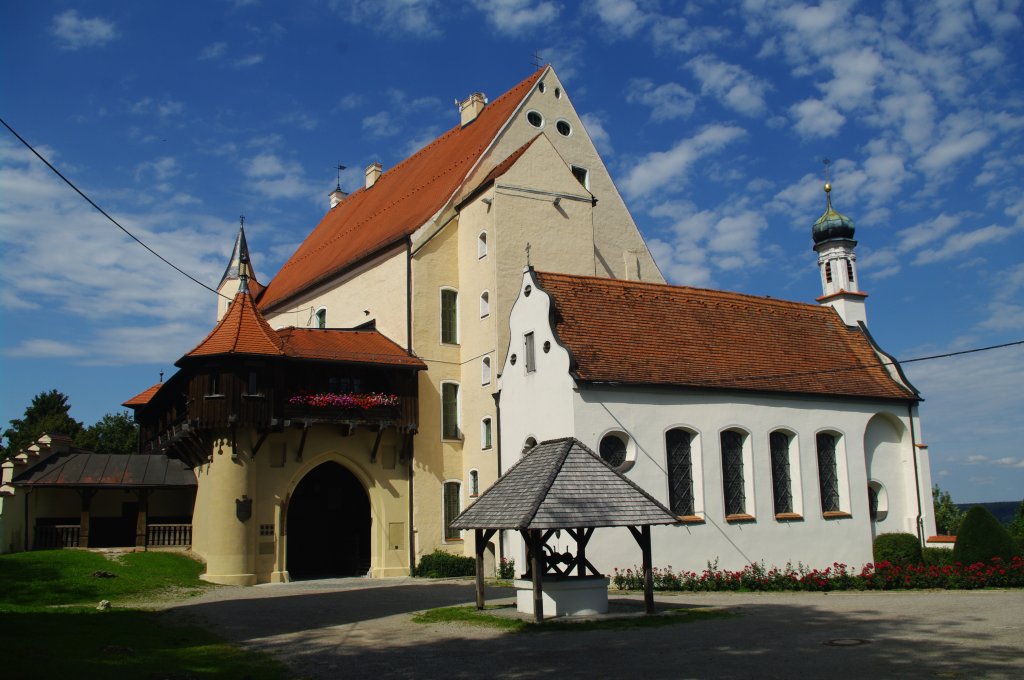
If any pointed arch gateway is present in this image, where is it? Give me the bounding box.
[286,461,370,578]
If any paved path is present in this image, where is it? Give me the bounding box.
[165,579,1024,679]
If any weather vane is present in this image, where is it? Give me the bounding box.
[335,162,346,189]
[822,158,832,185]
[531,50,543,69]
[525,241,532,266]
[239,214,245,228]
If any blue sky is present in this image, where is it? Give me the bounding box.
[1,1,1022,503]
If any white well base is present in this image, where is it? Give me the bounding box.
[515,577,610,617]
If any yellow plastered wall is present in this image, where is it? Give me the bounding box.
[410,225,465,558]
[263,245,409,344]
[191,425,411,584]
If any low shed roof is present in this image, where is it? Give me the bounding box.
[13,451,197,489]
[450,437,677,531]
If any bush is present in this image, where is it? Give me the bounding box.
[873,533,923,567]
[414,550,476,578]
[954,506,1018,564]
[922,547,955,567]
[497,557,516,580]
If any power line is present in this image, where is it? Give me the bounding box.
[0,116,231,301]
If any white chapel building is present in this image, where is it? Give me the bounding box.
[496,184,940,573]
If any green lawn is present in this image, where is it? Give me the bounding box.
[0,550,286,678]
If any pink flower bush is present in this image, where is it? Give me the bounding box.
[288,392,399,409]
[612,555,1024,592]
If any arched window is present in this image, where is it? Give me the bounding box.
[478,231,488,258]
[666,429,694,516]
[770,431,794,515]
[443,481,461,540]
[440,288,458,344]
[846,258,855,283]
[481,357,491,385]
[479,291,489,318]
[481,417,492,450]
[469,470,480,497]
[816,432,841,513]
[315,307,327,329]
[721,430,746,516]
[524,436,537,453]
[441,382,460,440]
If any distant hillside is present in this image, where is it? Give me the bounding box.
[956,501,1021,525]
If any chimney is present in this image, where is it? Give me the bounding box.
[458,92,488,127]
[329,185,348,208]
[365,162,382,189]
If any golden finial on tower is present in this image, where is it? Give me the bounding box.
[822,158,833,209]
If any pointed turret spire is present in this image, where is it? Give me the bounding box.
[812,168,867,327]
[218,216,257,289]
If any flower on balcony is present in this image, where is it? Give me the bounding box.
[288,392,400,409]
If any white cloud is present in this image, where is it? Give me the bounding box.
[7,339,86,359]
[620,125,746,199]
[688,56,768,116]
[591,0,649,37]
[362,111,399,138]
[626,79,696,121]
[336,0,443,38]
[537,42,583,82]
[580,113,613,156]
[241,153,313,200]
[470,0,559,35]
[789,98,846,138]
[51,10,117,50]
[917,128,991,174]
[335,94,365,111]
[914,224,1015,264]
[130,98,185,119]
[232,54,265,68]
[135,157,180,183]
[198,42,227,60]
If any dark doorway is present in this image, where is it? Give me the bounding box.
[287,462,370,578]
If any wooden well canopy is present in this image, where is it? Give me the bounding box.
[449,437,678,621]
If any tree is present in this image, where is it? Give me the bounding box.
[933,484,963,536]
[1,390,83,458]
[1008,499,1024,551]
[77,411,139,455]
[953,505,1017,563]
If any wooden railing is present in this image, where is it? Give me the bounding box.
[147,523,192,547]
[34,525,80,549]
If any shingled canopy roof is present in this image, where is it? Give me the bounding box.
[534,270,918,402]
[13,450,196,488]
[450,437,677,531]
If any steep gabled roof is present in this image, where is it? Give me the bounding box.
[181,290,284,361]
[450,437,678,530]
[535,271,917,401]
[258,67,546,311]
[219,225,259,289]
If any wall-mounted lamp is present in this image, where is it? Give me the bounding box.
[553,196,562,208]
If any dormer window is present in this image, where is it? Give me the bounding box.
[315,308,327,329]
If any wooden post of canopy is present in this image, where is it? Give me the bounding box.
[78,489,97,548]
[530,529,544,622]
[628,524,655,614]
[135,489,150,549]
[475,529,485,609]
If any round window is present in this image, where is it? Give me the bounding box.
[543,340,551,353]
[556,120,572,136]
[554,87,562,99]
[599,434,627,468]
[527,110,544,128]
[538,82,546,93]
[510,354,517,365]
[524,284,532,297]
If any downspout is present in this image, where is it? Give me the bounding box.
[406,240,413,353]
[406,240,416,575]
[907,403,924,546]
[408,447,415,575]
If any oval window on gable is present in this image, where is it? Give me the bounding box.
[556,120,572,136]
[527,110,544,128]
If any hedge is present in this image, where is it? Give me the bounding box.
[413,550,476,578]
[954,506,1018,564]
[873,532,923,567]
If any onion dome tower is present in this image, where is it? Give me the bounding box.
[813,178,867,327]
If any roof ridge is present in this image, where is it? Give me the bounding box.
[520,438,575,527]
[536,270,829,313]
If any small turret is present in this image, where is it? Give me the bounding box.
[217,216,258,321]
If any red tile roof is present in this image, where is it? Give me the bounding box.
[184,290,284,360]
[277,328,425,368]
[123,383,164,408]
[535,271,917,401]
[257,67,546,311]
[178,290,424,369]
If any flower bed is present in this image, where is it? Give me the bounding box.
[612,556,1024,592]
[287,392,399,409]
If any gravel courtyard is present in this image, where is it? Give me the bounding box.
[165,578,1024,679]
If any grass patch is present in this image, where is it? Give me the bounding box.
[0,551,285,678]
[413,604,734,632]
[5,609,283,679]
[0,550,210,607]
